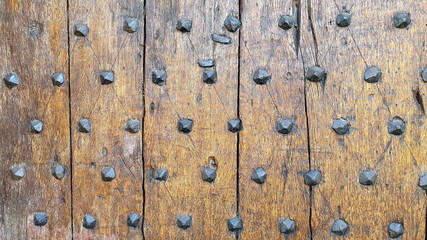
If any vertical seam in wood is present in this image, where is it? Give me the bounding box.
[236,1,242,239]
[142,0,147,239]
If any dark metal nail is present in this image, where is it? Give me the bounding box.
[177,215,192,230]
[359,170,377,185]
[224,15,241,32]
[336,12,351,27]
[251,167,267,184]
[125,119,141,133]
[100,71,114,85]
[154,168,168,181]
[3,73,20,88]
[198,59,215,68]
[419,174,427,190]
[152,69,167,86]
[202,69,217,84]
[228,119,242,133]
[253,68,271,85]
[78,119,91,133]
[303,170,322,186]
[393,12,411,28]
[277,119,294,135]
[332,118,350,135]
[83,214,96,229]
[176,18,192,32]
[388,222,404,238]
[279,218,296,234]
[331,219,349,236]
[227,217,242,232]
[74,23,89,37]
[178,119,193,133]
[387,116,405,135]
[101,166,116,181]
[278,15,294,30]
[202,167,216,183]
[11,166,24,180]
[30,119,43,133]
[212,34,232,44]
[305,66,327,82]
[52,165,67,180]
[51,72,65,87]
[34,212,48,226]
[127,213,140,228]
[420,68,427,82]
[124,17,138,33]
[364,66,382,83]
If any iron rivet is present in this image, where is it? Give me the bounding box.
[3,73,20,88]
[124,17,138,33]
[303,170,322,186]
[178,119,193,133]
[202,69,217,84]
[364,66,382,83]
[51,72,65,87]
[127,213,140,228]
[198,59,215,68]
[212,34,232,44]
[10,166,24,180]
[393,12,411,28]
[152,69,167,86]
[251,167,267,184]
[154,168,168,181]
[420,68,427,82]
[387,116,405,135]
[177,215,192,230]
[52,165,67,180]
[83,214,96,229]
[176,18,192,32]
[359,170,377,185]
[278,15,294,30]
[228,119,242,133]
[279,218,296,234]
[332,118,350,135]
[224,16,241,32]
[253,68,271,85]
[388,222,404,238]
[201,167,216,183]
[34,212,48,227]
[30,119,43,133]
[101,166,116,181]
[305,66,327,82]
[227,217,242,232]
[419,174,427,190]
[74,23,89,37]
[331,219,349,236]
[28,22,43,38]
[336,12,352,27]
[125,119,141,133]
[100,71,114,85]
[78,119,91,133]
[277,119,294,135]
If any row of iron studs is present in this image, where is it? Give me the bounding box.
[1,8,425,239]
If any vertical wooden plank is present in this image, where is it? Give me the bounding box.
[239,0,311,239]
[69,0,144,238]
[300,0,426,238]
[144,0,239,239]
[0,0,71,239]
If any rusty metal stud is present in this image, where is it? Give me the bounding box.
[3,73,20,88]
[83,214,96,229]
[332,118,350,135]
[305,66,326,82]
[253,68,271,85]
[152,69,167,86]
[212,34,232,44]
[277,119,294,135]
[51,72,65,87]
[100,71,114,85]
[278,15,294,31]
[227,217,242,232]
[202,167,216,183]
[177,215,192,230]
[251,167,267,184]
[198,59,215,68]
[202,69,217,84]
[331,219,349,236]
[303,170,322,186]
[279,218,295,234]
[421,68,427,82]
[154,168,168,181]
[30,119,43,133]
[125,119,140,133]
[228,119,242,133]
[52,165,67,180]
[393,12,411,28]
[78,118,91,133]
[359,170,377,185]
[101,166,116,181]
[224,15,241,32]
[364,66,382,83]
[387,116,405,135]
[336,12,352,27]
[34,212,48,226]
[74,23,89,37]
[124,17,138,33]
[176,18,192,32]
[419,174,427,190]
[127,213,140,228]
[178,119,193,133]
[388,222,404,238]
[11,166,24,180]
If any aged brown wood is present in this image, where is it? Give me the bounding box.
[69,0,144,238]
[300,0,427,238]
[144,0,239,238]
[0,0,71,239]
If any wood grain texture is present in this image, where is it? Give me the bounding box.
[239,0,311,239]
[300,0,427,238]
[144,0,239,239]
[69,0,144,238]
[0,0,71,239]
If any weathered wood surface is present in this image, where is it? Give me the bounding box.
[0,0,71,239]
